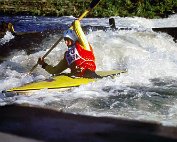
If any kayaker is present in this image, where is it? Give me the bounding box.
[0,22,15,37]
[38,20,101,78]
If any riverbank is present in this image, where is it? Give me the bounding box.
[1,105,177,142]
[0,0,176,18]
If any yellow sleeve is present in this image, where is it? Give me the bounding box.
[73,20,91,51]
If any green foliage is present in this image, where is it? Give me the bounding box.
[0,0,176,18]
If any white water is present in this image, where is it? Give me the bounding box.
[0,15,177,126]
[0,31,14,45]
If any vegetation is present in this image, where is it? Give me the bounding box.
[0,0,176,18]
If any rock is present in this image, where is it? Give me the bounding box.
[0,105,177,142]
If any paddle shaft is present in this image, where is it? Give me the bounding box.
[29,0,101,74]
[29,36,63,73]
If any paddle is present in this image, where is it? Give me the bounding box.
[29,0,101,74]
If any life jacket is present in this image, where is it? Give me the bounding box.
[65,41,96,77]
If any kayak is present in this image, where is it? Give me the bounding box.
[5,70,126,95]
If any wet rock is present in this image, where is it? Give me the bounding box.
[0,105,177,142]
[152,27,177,42]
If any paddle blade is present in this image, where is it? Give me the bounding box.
[89,0,101,9]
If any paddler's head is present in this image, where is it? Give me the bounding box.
[63,29,77,47]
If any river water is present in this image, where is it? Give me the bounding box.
[0,14,177,127]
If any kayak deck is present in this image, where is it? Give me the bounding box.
[6,70,126,94]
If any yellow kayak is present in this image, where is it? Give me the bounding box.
[6,70,126,95]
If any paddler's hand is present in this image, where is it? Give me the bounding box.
[37,57,44,65]
[38,57,47,69]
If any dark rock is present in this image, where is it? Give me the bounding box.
[152,27,177,42]
[0,105,177,142]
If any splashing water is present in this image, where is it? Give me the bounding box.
[0,15,177,126]
[0,31,14,45]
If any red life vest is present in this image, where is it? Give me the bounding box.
[65,41,96,77]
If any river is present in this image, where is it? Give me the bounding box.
[0,14,177,127]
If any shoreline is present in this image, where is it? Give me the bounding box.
[1,104,177,142]
[0,0,176,18]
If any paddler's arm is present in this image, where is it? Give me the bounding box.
[73,20,91,51]
[38,58,68,75]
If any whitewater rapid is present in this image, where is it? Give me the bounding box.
[0,14,177,126]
